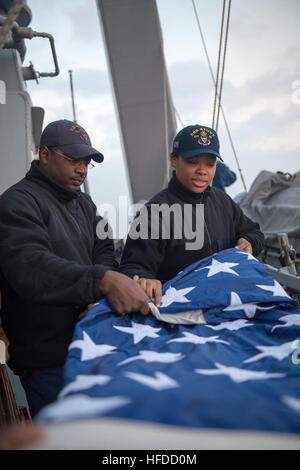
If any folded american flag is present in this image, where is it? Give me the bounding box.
[37,248,300,433]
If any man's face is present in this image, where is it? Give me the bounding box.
[171,154,217,193]
[39,147,90,191]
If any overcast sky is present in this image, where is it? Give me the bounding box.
[25,0,300,209]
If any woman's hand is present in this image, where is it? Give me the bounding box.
[133,275,162,306]
[78,303,97,320]
[235,237,253,254]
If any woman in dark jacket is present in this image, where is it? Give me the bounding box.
[119,124,264,306]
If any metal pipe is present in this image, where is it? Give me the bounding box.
[31,31,59,77]
[0,0,25,50]
[1,16,60,78]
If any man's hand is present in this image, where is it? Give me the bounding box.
[99,270,150,315]
[133,275,162,306]
[235,237,253,254]
[0,422,45,450]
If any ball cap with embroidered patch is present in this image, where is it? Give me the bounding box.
[40,119,104,163]
[172,124,223,161]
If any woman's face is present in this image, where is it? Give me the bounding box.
[171,154,217,193]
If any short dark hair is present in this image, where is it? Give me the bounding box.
[170,151,179,158]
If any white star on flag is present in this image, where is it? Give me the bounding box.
[118,350,184,366]
[69,331,116,361]
[195,362,285,383]
[114,321,161,344]
[167,331,229,345]
[282,396,300,413]
[37,395,131,423]
[236,250,258,261]
[223,291,273,318]
[160,285,196,308]
[124,371,179,391]
[256,280,291,299]
[196,258,240,277]
[271,314,300,332]
[243,340,298,363]
[205,319,254,331]
[59,374,112,398]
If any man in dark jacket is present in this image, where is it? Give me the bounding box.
[0,119,149,417]
[119,124,264,306]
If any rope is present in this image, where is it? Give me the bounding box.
[191,0,216,98]
[191,0,247,191]
[215,0,231,132]
[212,0,226,130]
[0,0,25,50]
[174,106,185,128]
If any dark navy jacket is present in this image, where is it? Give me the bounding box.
[0,161,117,372]
[120,173,264,284]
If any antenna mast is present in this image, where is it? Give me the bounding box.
[68,70,90,195]
[68,69,77,123]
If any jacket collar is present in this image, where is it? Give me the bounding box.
[26,160,80,202]
[168,171,211,203]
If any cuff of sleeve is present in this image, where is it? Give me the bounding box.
[241,235,260,257]
[91,265,110,300]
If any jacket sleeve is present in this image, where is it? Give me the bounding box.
[92,206,119,270]
[232,199,264,256]
[0,191,111,305]
[119,204,167,279]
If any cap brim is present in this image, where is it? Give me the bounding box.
[58,143,104,163]
[180,148,223,161]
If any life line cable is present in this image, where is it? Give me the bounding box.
[191,0,247,191]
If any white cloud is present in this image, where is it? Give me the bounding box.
[24,0,300,210]
[249,120,300,152]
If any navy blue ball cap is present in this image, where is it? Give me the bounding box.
[172,124,223,161]
[39,119,104,163]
